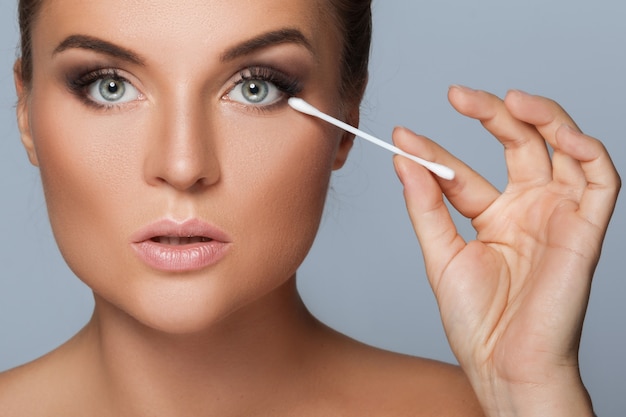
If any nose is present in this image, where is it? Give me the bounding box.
[144,93,221,191]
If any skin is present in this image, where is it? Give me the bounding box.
[1,0,621,416]
[2,0,482,416]
[394,87,620,415]
[16,0,348,337]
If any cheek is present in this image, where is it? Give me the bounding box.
[217,110,339,275]
[27,87,342,331]
[28,89,143,279]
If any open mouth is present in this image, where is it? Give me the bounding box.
[150,236,214,245]
[132,219,230,271]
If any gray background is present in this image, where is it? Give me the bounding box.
[1,0,624,414]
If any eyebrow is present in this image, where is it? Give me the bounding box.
[53,35,145,65]
[220,28,314,61]
[52,28,314,65]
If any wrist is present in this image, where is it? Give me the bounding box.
[471,368,595,417]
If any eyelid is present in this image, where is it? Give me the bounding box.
[65,64,302,112]
[66,67,145,110]
[222,65,303,110]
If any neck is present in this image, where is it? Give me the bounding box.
[76,277,323,416]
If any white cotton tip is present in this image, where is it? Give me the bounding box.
[425,163,456,181]
[287,97,455,180]
[288,97,319,116]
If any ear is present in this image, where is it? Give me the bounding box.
[14,59,39,167]
[332,103,359,170]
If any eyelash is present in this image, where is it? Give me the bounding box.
[227,66,303,110]
[66,68,135,110]
[65,66,303,111]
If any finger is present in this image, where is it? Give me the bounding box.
[448,85,553,186]
[555,125,621,229]
[393,149,465,283]
[504,90,587,189]
[392,126,500,219]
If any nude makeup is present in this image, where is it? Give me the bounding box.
[130,219,232,273]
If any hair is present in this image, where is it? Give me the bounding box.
[326,0,372,104]
[17,0,372,103]
[17,0,42,88]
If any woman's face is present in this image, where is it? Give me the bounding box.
[17,0,353,333]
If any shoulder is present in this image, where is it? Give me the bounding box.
[0,340,88,417]
[0,360,52,416]
[355,349,484,416]
[313,330,485,417]
[385,355,485,416]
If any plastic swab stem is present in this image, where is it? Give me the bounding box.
[287,97,455,180]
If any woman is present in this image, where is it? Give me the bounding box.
[0,0,620,415]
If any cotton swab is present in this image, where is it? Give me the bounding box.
[287,97,455,180]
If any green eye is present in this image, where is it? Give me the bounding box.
[240,80,270,103]
[229,78,282,106]
[224,67,303,109]
[98,78,127,102]
[87,76,139,105]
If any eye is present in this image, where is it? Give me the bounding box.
[223,67,303,109]
[87,76,140,105]
[227,78,284,106]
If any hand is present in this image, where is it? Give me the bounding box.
[393,86,620,416]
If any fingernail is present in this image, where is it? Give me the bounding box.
[510,88,532,97]
[449,84,476,92]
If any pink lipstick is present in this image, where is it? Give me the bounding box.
[131,219,231,272]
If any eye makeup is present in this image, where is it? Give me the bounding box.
[234,67,302,98]
[65,67,142,110]
[223,65,303,111]
[64,64,303,113]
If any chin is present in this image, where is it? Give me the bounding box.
[92,271,284,337]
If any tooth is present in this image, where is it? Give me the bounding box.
[152,236,213,245]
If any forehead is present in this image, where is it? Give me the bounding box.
[32,0,338,64]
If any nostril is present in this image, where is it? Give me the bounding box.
[148,155,221,191]
[142,109,221,191]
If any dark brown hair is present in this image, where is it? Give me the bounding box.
[17,0,372,102]
[17,0,42,88]
[327,0,372,103]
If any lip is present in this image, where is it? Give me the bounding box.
[131,218,232,273]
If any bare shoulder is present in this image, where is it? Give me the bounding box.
[0,338,88,417]
[368,352,485,416]
[314,330,485,417]
[0,357,57,416]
